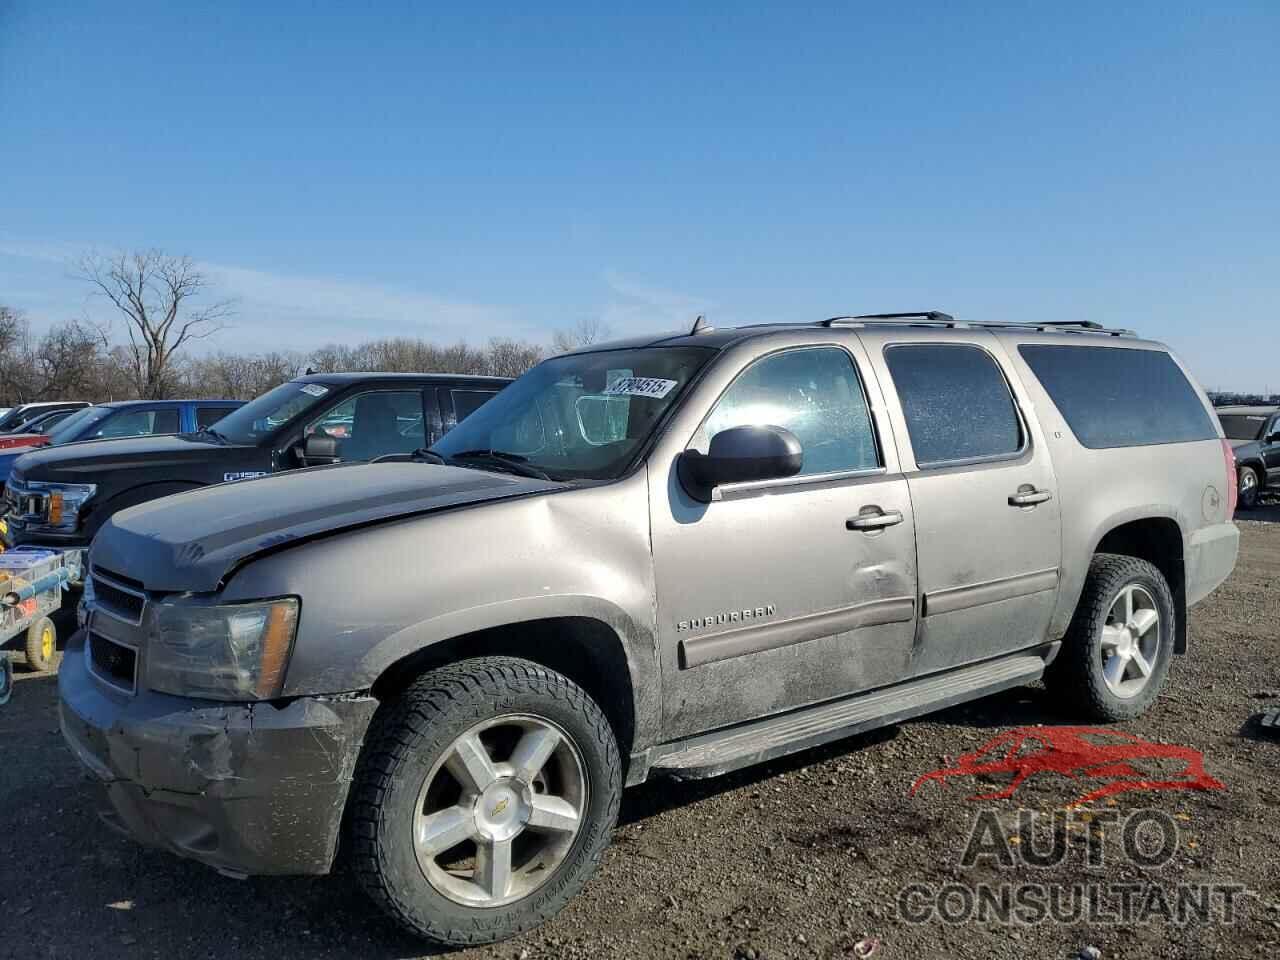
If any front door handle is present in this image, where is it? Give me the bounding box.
[847,509,905,531]
[1009,488,1053,507]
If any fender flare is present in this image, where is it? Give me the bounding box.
[356,592,660,748]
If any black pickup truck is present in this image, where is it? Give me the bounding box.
[1218,405,1280,510]
[2,372,510,574]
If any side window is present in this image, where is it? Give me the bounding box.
[885,344,1023,467]
[451,389,498,423]
[306,391,425,461]
[197,406,237,430]
[94,407,180,439]
[695,347,880,478]
[1018,345,1215,449]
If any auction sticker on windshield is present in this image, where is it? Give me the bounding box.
[605,377,678,399]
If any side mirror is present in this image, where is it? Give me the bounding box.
[301,434,340,466]
[679,425,803,500]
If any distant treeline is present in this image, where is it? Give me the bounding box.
[0,306,546,404]
[1209,391,1280,407]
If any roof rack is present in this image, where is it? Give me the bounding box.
[819,312,1135,337]
[822,311,956,327]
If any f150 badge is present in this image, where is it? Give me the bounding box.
[677,605,776,632]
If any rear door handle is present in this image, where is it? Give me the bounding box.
[1009,488,1053,507]
[847,509,905,531]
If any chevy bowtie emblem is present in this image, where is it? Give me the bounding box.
[491,797,509,816]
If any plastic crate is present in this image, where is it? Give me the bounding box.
[0,548,66,641]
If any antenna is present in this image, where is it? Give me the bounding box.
[690,315,712,335]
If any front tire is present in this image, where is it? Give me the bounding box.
[1047,554,1176,722]
[1239,466,1261,510]
[348,657,621,945]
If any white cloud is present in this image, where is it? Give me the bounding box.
[0,237,535,349]
[199,262,528,346]
[598,269,714,335]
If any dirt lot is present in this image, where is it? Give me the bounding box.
[3,509,1278,960]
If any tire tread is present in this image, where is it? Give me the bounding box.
[347,656,620,945]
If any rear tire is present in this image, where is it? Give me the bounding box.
[23,616,57,673]
[1239,466,1261,511]
[1046,554,1175,722]
[347,656,621,945]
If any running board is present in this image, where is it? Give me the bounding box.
[650,654,1046,780]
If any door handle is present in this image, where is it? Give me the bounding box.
[847,509,905,531]
[1009,488,1053,507]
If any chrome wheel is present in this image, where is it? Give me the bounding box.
[413,714,587,908]
[1240,467,1259,507]
[1099,584,1161,699]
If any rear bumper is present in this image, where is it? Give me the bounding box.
[1186,521,1240,608]
[58,630,378,876]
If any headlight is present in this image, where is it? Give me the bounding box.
[146,596,299,700]
[23,481,96,532]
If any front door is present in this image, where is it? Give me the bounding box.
[1264,415,1280,487]
[650,341,919,740]
[865,333,1063,675]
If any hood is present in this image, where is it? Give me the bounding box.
[1230,439,1260,453]
[91,461,560,592]
[14,433,242,481]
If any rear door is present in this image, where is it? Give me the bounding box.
[860,330,1063,676]
[439,385,502,435]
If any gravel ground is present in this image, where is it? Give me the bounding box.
[2,508,1278,960]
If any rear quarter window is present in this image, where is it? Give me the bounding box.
[1018,345,1216,449]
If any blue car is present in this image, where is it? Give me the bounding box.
[0,398,243,487]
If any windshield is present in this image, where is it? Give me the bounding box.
[1218,414,1270,442]
[0,408,31,431]
[432,346,715,481]
[204,381,334,445]
[46,406,104,443]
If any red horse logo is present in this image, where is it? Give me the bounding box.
[910,727,1224,807]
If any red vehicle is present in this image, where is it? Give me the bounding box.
[910,726,1224,806]
[0,433,53,452]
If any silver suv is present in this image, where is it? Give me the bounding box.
[60,312,1239,944]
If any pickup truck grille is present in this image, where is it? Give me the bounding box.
[90,566,147,625]
[3,476,48,525]
[87,630,137,693]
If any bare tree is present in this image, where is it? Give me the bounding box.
[551,316,610,354]
[79,250,235,398]
[484,337,544,377]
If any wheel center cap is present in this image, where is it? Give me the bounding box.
[474,780,530,841]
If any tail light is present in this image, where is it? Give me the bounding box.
[1222,440,1238,518]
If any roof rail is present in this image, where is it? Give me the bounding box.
[818,313,1136,337]
[822,310,955,327]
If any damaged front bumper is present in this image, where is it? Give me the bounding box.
[58,629,378,876]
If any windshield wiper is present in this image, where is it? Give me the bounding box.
[409,448,449,465]
[446,449,554,481]
[192,426,229,444]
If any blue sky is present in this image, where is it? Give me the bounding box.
[1,1,1276,390]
